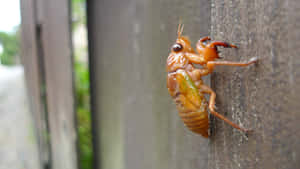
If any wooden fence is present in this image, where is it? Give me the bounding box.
[20,0,77,169]
[20,0,300,169]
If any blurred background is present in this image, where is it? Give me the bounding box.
[1,0,300,169]
[0,0,92,169]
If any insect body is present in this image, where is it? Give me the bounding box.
[166,24,258,138]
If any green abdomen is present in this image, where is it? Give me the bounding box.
[173,69,209,137]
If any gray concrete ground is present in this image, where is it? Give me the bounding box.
[0,65,40,169]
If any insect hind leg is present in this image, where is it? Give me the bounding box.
[199,85,252,133]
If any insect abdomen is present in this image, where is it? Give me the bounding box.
[175,93,209,138]
[168,69,209,137]
[179,109,209,138]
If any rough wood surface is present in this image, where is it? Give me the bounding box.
[209,0,300,169]
[20,0,49,167]
[41,0,78,169]
[87,0,210,169]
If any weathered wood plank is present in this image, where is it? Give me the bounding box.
[87,0,210,169]
[41,0,78,168]
[20,0,49,167]
[209,0,300,169]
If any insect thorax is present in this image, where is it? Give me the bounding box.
[166,53,189,72]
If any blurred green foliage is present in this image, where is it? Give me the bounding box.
[72,0,93,169]
[75,60,93,169]
[72,0,86,29]
[0,28,20,65]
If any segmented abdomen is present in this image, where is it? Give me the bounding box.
[167,69,209,138]
[179,106,209,138]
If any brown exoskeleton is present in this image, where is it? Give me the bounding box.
[166,24,258,137]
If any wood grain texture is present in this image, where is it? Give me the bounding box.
[41,0,78,169]
[209,0,300,169]
[87,0,210,169]
[20,0,49,167]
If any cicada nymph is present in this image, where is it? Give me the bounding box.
[166,24,258,138]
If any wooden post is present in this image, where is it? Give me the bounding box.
[209,0,300,168]
[20,0,49,167]
[21,0,78,168]
[87,0,210,169]
[21,0,79,168]
[41,0,78,169]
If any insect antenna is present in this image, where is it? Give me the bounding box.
[177,23,184,38]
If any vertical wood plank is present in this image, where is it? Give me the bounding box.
[209,0,300,169]
[20,0,49,167]
[41,0,78,168]
[87,0,210,169]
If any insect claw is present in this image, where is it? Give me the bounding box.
[249,57,259,63]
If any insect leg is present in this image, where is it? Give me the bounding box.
[196,37,211,55]
[208,41,238,48]
[185,53,206,65]
[199,85,251,133]
[200,36,211,42]
[189,68,211,78]
[197,36,211,48]
[206,57,258,71]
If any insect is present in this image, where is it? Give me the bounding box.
[166,24,258,138]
